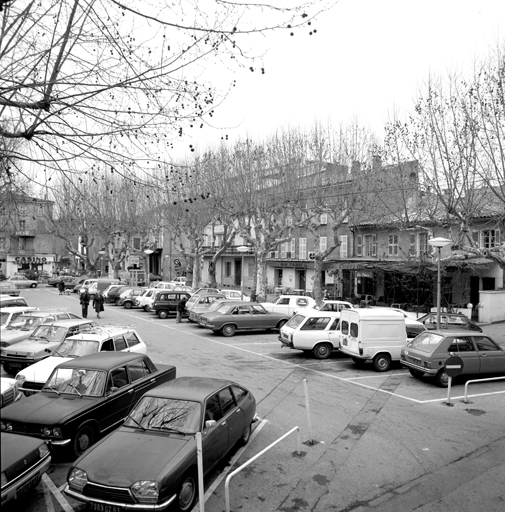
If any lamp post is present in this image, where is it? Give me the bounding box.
[236,246,249,300]
[144,249,154,287]
[428,237,451,330]
[98,249,106,278]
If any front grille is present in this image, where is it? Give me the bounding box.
[83,483,136,504]
[6,449,41,481]
[2,387,15,407]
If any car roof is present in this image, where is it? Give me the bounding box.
[55,351,146,370]
[342,308,405,319]
[0,306,36,313]
[66,325,133,340]
[426,330,490,337]
[295,310,342,318]
[21,310,70,318]
[146,377,237,401]
[39,318,94,327]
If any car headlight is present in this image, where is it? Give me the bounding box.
[1,472,7,487]
[26,352,35,358]
[131,480,159,503]
[68,468,88,492]
[42,426,63,438]
[16,374,26,385]
[0,421,12,431]
[38,443,50,458]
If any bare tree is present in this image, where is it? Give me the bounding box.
[1,0,337,186]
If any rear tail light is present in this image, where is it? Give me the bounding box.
[358,341,363,356]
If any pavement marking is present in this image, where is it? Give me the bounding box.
[43,478,56,512]
[42,474,74,512]
[105,307,505,405]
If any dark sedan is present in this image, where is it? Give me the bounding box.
[1,433,51,505]
[417,312,482,332]
[65,377,257,511]
[199,301,290,336]
[400,330,505,386]
[0,352,176,457]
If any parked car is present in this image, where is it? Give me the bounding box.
[192,287,220,296]
[105,285,132,305]
[72,277,93,293]
[117,287,146,308]
[169,276,187,285]
[1,433,51,505]
[0,295,28,307]
[85,279,126,300]
[0,306,38,331]
[279,311,342,359]
[6,275,38,288]
[1,352,177,457]
[134,288,161,312]
[1,318,96,374]
[260,295,316,316]
[187,295,228,323]
[416,312,483,332]
[1,376,23,408]
[199,301,291,337]
[66,276,89,291]
[64,377,256,510]
[48,274,72,286]
[153,291,193,319]
[186,293,227,313]
[15,324,148,395]
[0,281,20,296]
[0,310,81,349]
[400,330,505,387]
[307,299,354,313]
[153,281,178,290]
[219,289,250,301]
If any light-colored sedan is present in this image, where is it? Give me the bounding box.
[6,275,38,288]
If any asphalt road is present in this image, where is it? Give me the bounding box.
[2,287,504,512]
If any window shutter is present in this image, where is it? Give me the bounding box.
[356,235,362,256]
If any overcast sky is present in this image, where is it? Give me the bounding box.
[185,0,504,153]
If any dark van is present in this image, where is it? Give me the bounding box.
[153,291,192,319]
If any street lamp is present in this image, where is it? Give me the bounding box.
[144,249,154,287]
[428,237,451,330]
[98,248,106,278]
[236,246,249,300]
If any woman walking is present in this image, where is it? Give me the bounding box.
[93,291,105,319]
[58,279,65,295]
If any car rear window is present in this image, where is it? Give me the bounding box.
[285,314,306,329]
[409,332,444,352]
[301,317,331,330]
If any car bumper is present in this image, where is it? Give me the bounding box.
[1,452,51,505]
[64,485,177,510]
[278,336,293,348]
[400,358,437,375]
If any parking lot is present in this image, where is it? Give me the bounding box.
[2,287,504,512]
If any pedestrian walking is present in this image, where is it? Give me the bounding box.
[176,296,187,323]
[93,291,105,319]
[58,279,65,295]
[80,287,90,318]
[250,290,257,302]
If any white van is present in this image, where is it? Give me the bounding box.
[279,311,341,359]
[339,308,407,371]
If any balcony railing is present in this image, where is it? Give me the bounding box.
[16,229,37,237]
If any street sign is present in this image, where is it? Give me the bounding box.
[444,356,464,377]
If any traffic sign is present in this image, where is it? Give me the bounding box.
[444,356,464,377]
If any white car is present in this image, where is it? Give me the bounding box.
[279,310,342,359]
[260,295,316,316]
[1,377,23,408]
[15,325,147,395]
[219,289,250,301]
[298,299,354,315]
[6,275,38,288]
[134,288,161,311]
[0,306,38,331]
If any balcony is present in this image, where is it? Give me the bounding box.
[16,229,37,237]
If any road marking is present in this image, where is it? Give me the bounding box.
[43,478,56,512]
[42,474,74,512]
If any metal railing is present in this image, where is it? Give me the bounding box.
[224,426,301,512]
[463,376,505,403]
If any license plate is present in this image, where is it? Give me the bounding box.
[89,502,123,512]
[16,474,40,497]
[9,362,24,369]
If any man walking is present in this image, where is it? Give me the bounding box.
[176,296,187,323]
[80,287,90,318]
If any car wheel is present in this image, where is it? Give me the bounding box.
[221,324,236,337]
[158,310,168,319]
[241,423,252,445]
[73,425,95,457]
[409,368,424,379]
[30,283,37,288]
[277,320,287,329]
[144,305,151,312]
[313,343,332,359]
[177,470,197,511]
[124,301,132,309]
[351,357,366,366]
[372,353,391,372]
[436,369,450,388]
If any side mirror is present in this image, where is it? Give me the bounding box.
[44,348,52,353]
[205,419,217,429]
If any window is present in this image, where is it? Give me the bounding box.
[108,367,129,390]
[231,385,247,404]
[133,237,141,250]
[388,234,399,256]
[125,332,140,348]
[225,261,231,277]
[474,337,500,351]
[364,235,377,257]
[19,219,26,230]
[113,336,127,351]
[18,238,25,251]
[280,243,286,259]
[205,394,222,422]
[320,237,327,252]
[19,205,26,216]
[128,360,150,381]
[218,387,236,416]
[301,317,331,330]
[100,339,114,351]
[409,234,416,256]
[299,238,307,259]
[340,235,348,258]
[329,318,340,330]
[482,229,499,248]
[350,322,358,337]
[290,238,295,258]
[320,213,328,225]
[0,237,4,250]
[278,298,290,305]
[341,320,349,335]
[356,235,362,257]
[38,204,44,216]
[419,232,429,255]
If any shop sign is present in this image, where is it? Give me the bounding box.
[275,261,310,269]
[356,271,373,278]
[15,256,47,265]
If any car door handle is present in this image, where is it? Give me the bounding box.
[221,421,227,426]
[128,389,134,393]
[480,353,487,357]
[150,378,156,383]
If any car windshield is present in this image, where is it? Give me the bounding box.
[30,325,67,342]
[0,311,18,327]
[8,315,44,331]
[44,367,106,396]
[207,300,228,312]
[54,339,100,357]
[125,396,201,433]
[285,314,306,329]
[408,331,444,352]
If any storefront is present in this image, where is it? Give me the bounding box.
[7,254,56,276]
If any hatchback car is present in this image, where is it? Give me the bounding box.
[153,291,192,319]
[199,301,290,337]
[279,311,342,359]
[0,306,38,331]
[135,288,161,312]
[6,275,38,288]
[0,281,21,296]
[417,312,482,332]
[65,377,256,511]
[15,325,148,395]
[400,330,505,387]
[117,287,146,308]
[260,295,316,316]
